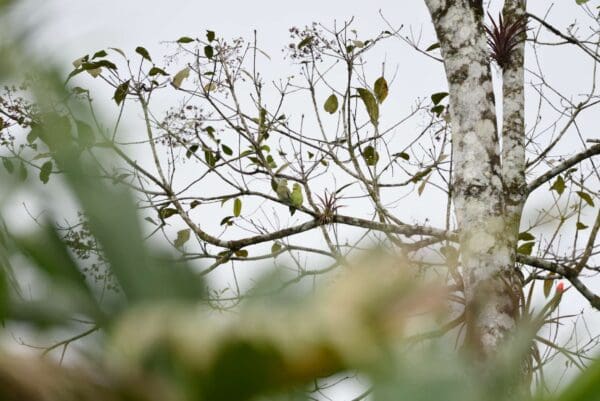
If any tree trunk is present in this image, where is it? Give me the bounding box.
[424,0,523,357]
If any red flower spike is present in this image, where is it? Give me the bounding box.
[556,281,565,294]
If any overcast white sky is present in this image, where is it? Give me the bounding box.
[2,0,600,396]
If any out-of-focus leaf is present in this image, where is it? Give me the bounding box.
[204,45,214,59]
[298,36,312,48]
[15,224,101,319]
[92,50,107,59]
[174,229,191,249]
[75,120,95,148]
[149,67,168,76]
[2,158,13,173]
[172,67,190,89]
[235,249,249,258]
[518,232,535,241]
[362,145,379,166]
[113,80,130,106]
[517,241,535,255]
[39,160,52,184]
[233,198,242,217]
[576,191,595,207]
[357,88,379,125]
[324,94,338,114]
[135,46,152,62]
[431,92,448,105]
[374,77,389,103]
[271,242,282,254]
[550,176,565,195]
[18,161,27,181]
[555,355,600,401]
[159,207,178,220]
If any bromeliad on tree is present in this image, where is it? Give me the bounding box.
[484,12,528,69]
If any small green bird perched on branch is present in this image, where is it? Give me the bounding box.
[290,183,303,207]
[276,178,290,202]
[273,179,303,215]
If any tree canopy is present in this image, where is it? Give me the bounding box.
[1,0,600,400]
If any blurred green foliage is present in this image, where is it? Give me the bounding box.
[0,4,600,401]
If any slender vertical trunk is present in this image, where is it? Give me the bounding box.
[424,0,520,357]
[501,0,527,275]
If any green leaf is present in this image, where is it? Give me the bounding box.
[394,152,410,161]
[518,232,535,241]
[362,145,379,166]
[517,241,535,255]
[418,174,431,196]
[374,77,389,103]
[431,92,449,105]
[174,229,191,249]
[2,158,14,173]
[298,36,313,49]
[271,242,282,254]
[220,216,234,226]
[82,60,117,71]
[177,36,195,43]
[190,200,200,209]
[204,82,217,92]
[113,80,130,106]
[206,30,216,42]
[172,67,190,89]
[204,45,214,59]
[149,67,168,76]
[324,94,339,114]
[543,279,553,298]
[576,191,595,207]
[135,46,152,62]
[205,150,217,167]
[72,55,88,68]
[221,144,233,156]
[39,161,52,184]
[431,105,445,116]
[426,42,440,51]
[550,176,565,195]
[576,0,590,4]
[186,144,199,158]
[159,207,178,220]
[109,47,126,58]
[92,50,108,59]
[357,88,379,125]
[18,162,27,181]
[577,221,589,230]
[233,198,242,217]
[234,249,248,258]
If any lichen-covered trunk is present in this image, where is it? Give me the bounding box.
[425,0,522,357]
[501,0,527,286]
